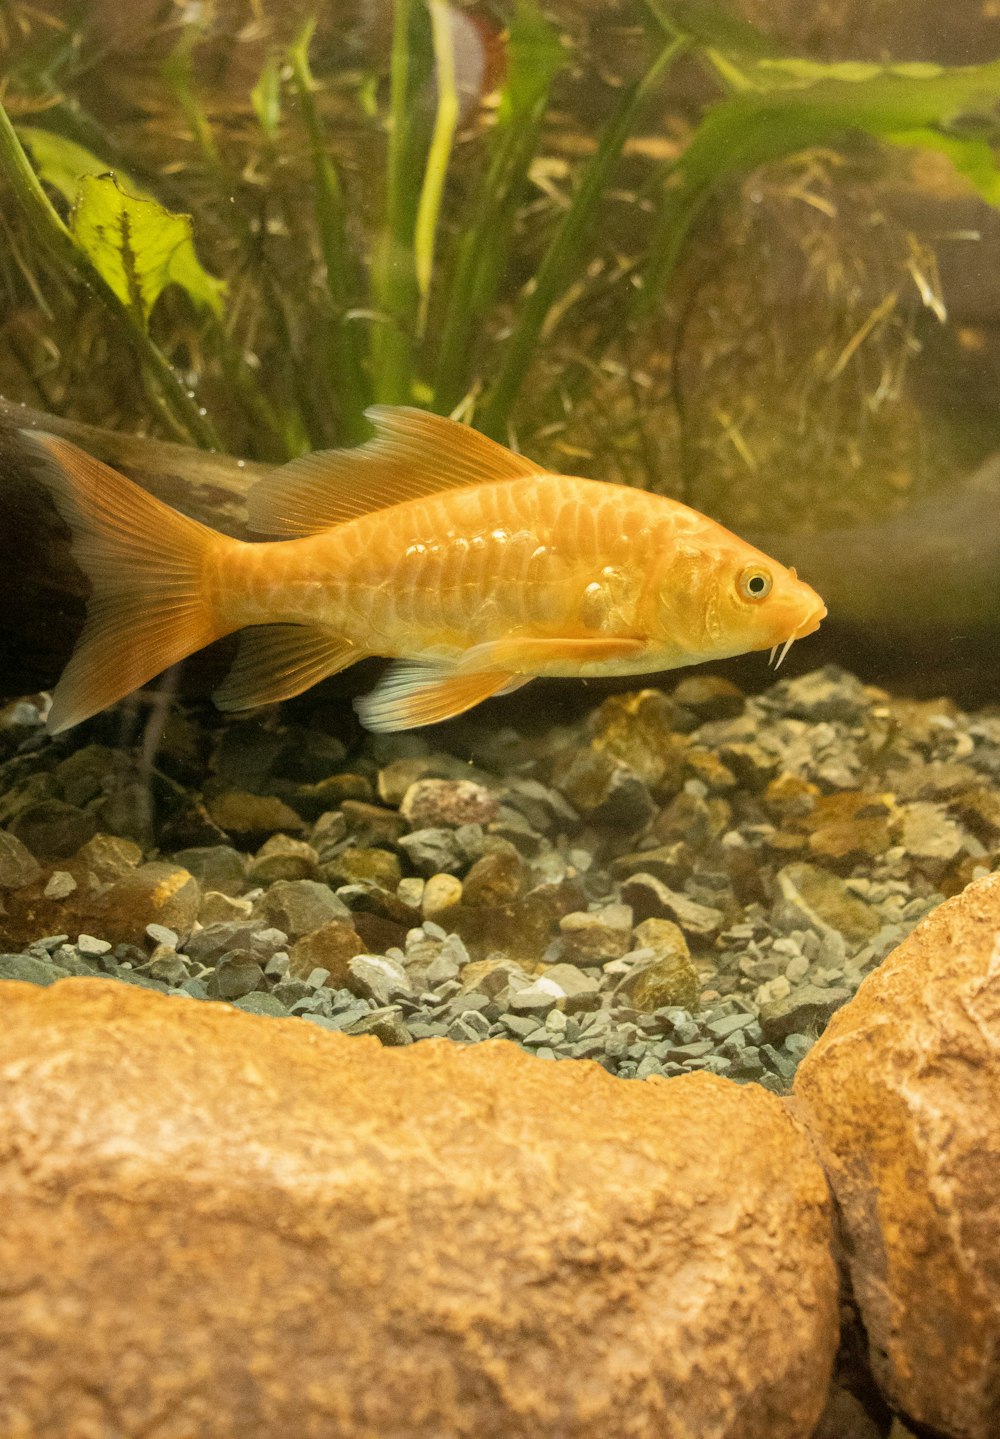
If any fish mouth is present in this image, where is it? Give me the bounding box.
[768,599,827,671]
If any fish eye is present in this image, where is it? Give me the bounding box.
[737,566,772,602]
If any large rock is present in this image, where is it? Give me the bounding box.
[794,872,1000,1439]
[0,978,838,1439]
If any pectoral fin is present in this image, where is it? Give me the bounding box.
[213,624,363,712]
[355,662,529,732]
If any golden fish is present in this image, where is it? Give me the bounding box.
[22,407,826,735]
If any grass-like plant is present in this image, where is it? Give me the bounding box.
[2,0,1000,460]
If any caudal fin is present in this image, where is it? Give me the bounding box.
[21,432,233,734]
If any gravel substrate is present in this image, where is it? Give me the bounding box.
[1,664,997,1089]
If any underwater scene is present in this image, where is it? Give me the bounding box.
[3,1,1000,1435]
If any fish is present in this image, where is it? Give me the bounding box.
[20,406,826,736]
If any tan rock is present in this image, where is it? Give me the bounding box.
[287,918,363,985]
[0,978,838,1439]
[794,872,1000,1439]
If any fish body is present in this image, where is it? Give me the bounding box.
[22,407,826,735]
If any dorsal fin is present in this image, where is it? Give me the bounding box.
[246,406,542,537]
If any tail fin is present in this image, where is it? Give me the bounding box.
[21,432,233,735]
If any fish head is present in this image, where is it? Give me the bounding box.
[649,534,827,666]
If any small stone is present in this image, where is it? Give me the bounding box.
[508,981,560,1017]
[142,949,189,986]
[339,801,407,847]
[558,905,633,964]
[717,742,779,791]
[322,847,402,891]
[43,870,76,900]
[9,800,96,859]
[774,863,880,947]
[550,747,656,831]
[620,874,723,941]
[759,985,853,1045]
[901,803,967,879]
[672,675,745,721]
[77,934,113,956]
[499,1013,542,1039]
[951,787,1000,843]
[0,831,43,890]
[287,920,363,987]
[893,762,979,801]
[0,953,69,986]
[587,690,689,793]
[144,923,177,949]
[247,835,320,885]
[397,828,465,876]
[778,666,871,723]
[615,922,699,1013]
[609,843,690,887]
[346,1007,413,1045]
[346,954,412,1005]
[207,792,306,840]
[99,863,201,946]
[655,791,730,848]
[290,774,373,820]
[171,846,247,897]
[207,954,266,1001]
[538,963,600,1013]
[422,872,463,922]
[396,877,424,909]
[232,992,288,1017]
[684,749,738,793]
[705,1011,757,1040]
[461,845,525,907]
[198,891,254,925]
[400,778,498,830]
[808,818,890,871]
[763,774,820,823]
[252,880,349,941]
[459,958,530,999]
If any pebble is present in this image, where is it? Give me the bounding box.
[0,831,43,890]
[558,905,633,964]
[43,870,76,900]
[619,874,724,940]
[758,984,854,1044]
[0,663,989,1089]
[400,778,498,829]
[252,879,350,940]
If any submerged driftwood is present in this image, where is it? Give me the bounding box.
[1,394,998,704]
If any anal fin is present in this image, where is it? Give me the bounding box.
[355,663,528,733]
[213,624,363,712]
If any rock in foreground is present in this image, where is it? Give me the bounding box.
[0,977,838,1439]
[795,872,1000,1439]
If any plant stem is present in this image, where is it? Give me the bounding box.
[432,0,565,415]
[0,97,221,449]
[289,18,369,443]
[477,33,690,438]
[370,0,419,404]
[414,0,459,338]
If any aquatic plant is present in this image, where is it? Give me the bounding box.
[3,0,1000,462]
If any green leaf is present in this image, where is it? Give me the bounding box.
[251,53,283,139]
[887,126,1000,208]
[635,55,1000,315]
[17,126,140,205]
[69,172,225,327]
